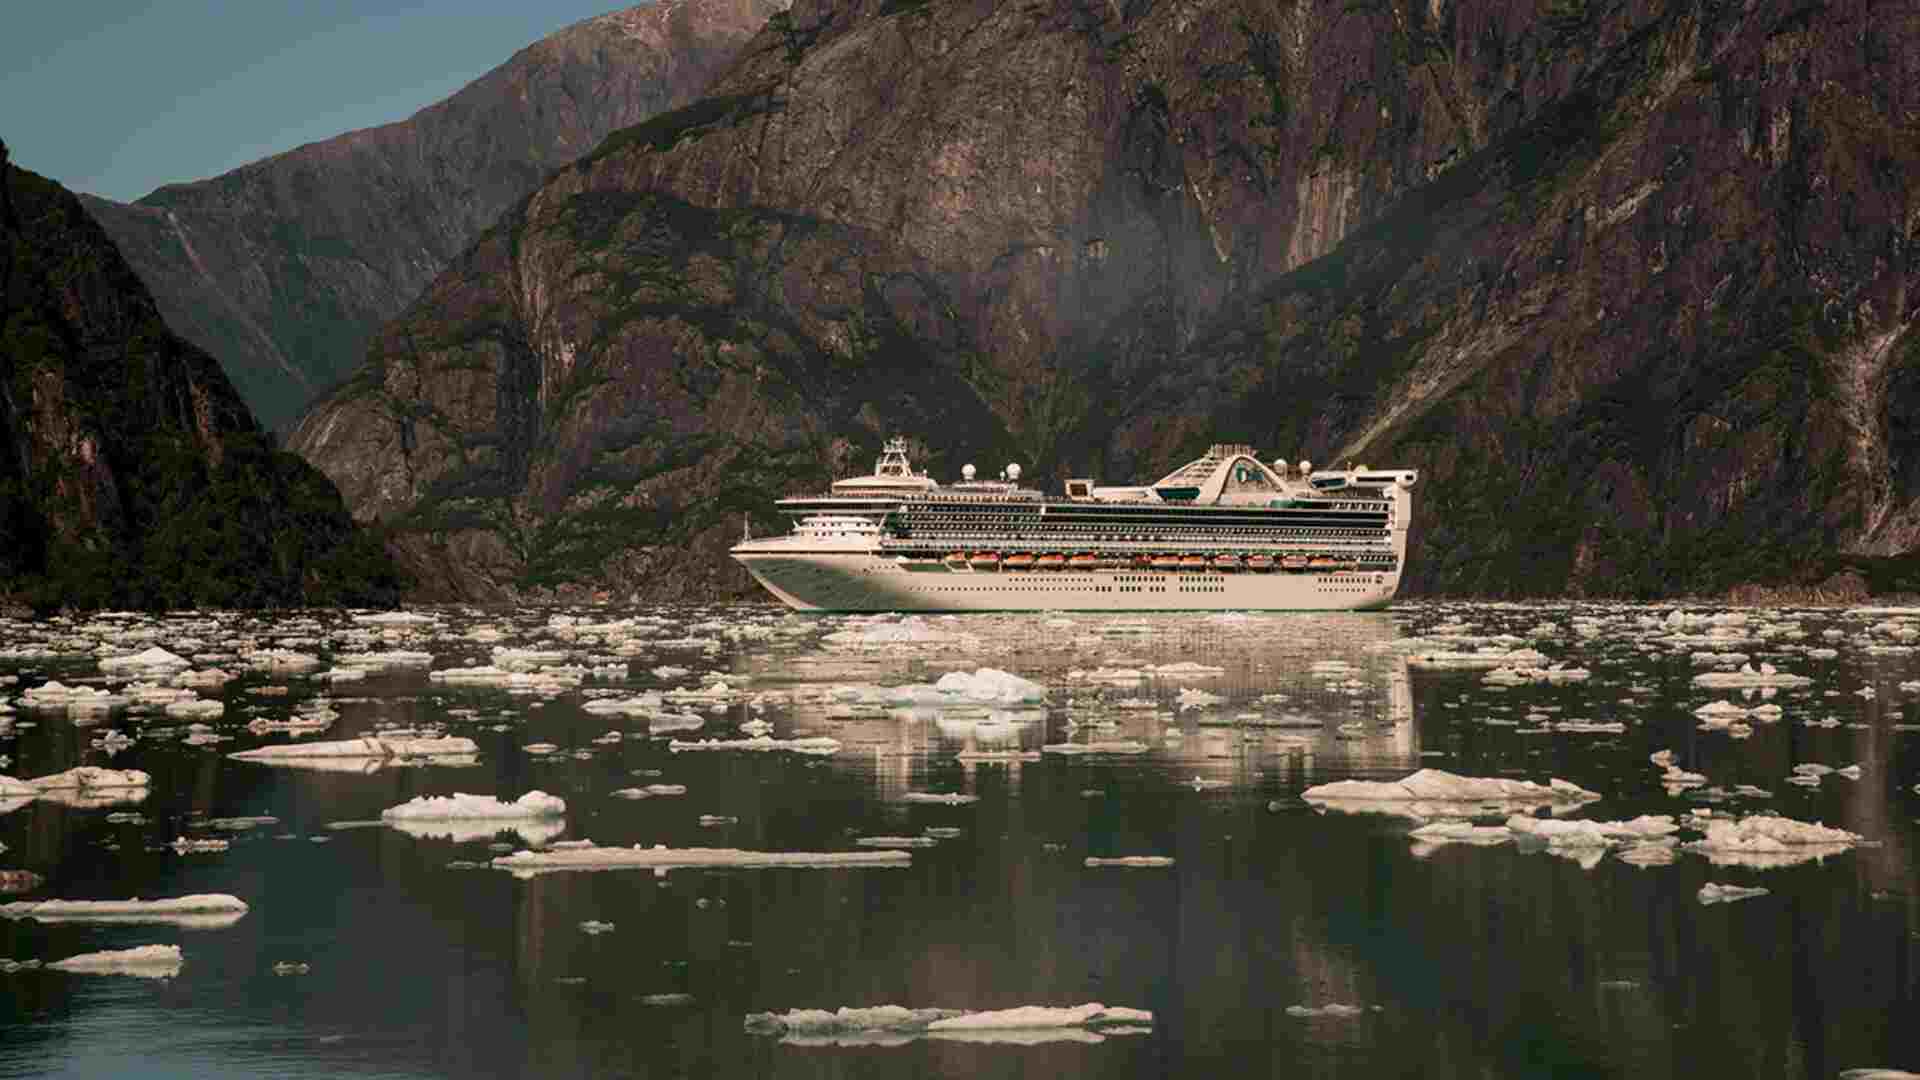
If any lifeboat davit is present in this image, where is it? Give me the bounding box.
[1179,554,1209,572]
[1005,552,1037,571]
[1036,553,1067,571]
[1245,554,1276,572]
[969,552,1000,570]
[1212,554,1243,572]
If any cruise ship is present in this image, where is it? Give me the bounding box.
[731,439,1417,612]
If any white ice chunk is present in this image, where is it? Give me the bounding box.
[381,791,566,822]
[1285,1004,1368,1018]
[491,843,912,876]
[1698,883,1770,904]
[229,735,480,762]
[1683,814,1865,868]
[1,894,247,929]
[98,646,191,674]
[901,792,977,805]
[1302,769,1600,808]
[668,736,840,755]
[1042,741,1152,756]
[1407,822,1513,847]
[46,943,182,977]
[1692,664,1812,688]
[1084,856,1175,867]
[28,767,150,791]
[351,611,437,625]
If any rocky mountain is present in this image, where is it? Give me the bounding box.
[292,0,1919,601]
[0,140,402,610]
[83,0,788,433]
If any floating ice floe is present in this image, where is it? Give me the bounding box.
[1482,665,1591,685]
[0,894,247,929]
[98,646,192,674]
[333,650,434,669]
[956,749,1041,762]
[429,665,581,694]
[1682,814,1866,868]
[1408,647,1548,669]
[28,767,150,792]
[352,611,437,625]
[1285,1004,1369,1018]
[1691,663,1812,689]
[45,944,182,978]
[245,650,322,672]
[856,836,939,848]
[821,616,980,650]
[744,1002,1150,1046]
[1042,740,1152,756]
[1698,883,1770,904]
[1176,687,1226,710]
[18,682,128,711]
[1302,770,1601,818]
[901,792,977,805]
[490,843,912,877]
[611,784,686,799]
[229,735,480,763]
[381,791,566,823]
[668,736,840,755]
[1084,856,1174,868]
[389,816,567,845]
[169,837,229,854]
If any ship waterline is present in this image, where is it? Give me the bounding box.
[733,440,1417,612]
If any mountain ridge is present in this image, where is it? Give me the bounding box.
[83,0,789,433]
[291,0,1919,601]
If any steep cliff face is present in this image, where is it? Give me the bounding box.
[0,143,401,610]
[294,0,1919,600]
[83,0,787,433]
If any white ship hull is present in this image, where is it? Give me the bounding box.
[734,550,1401,612]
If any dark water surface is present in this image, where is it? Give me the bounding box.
[2,603,1917,1078]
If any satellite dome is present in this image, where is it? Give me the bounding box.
[961,464,977,480]
[1006,463,1022,481]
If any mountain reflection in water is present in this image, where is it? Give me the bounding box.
[0,603,1917,1078]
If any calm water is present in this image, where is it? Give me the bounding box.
[1,602,1917,1078]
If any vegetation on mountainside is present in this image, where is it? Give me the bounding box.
[2,154,406,612]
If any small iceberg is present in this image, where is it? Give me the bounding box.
[491,843,911,877]
[744,1002,1151,1045]
[1302,769,1601,814]
[46,944,182,978]
[381,791,566,822]
[1698,883,1770,904]
[229,735,480,763]
[0,894,247,930]
[1691,663,1812,688]
[1084,856,1174,867]
[1682,814,1864,868]
[667,736,841,755]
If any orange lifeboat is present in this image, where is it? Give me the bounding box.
[969,552,1000,570]
[1036,552,1067,571]
[1068,553,1100,570]
[1179,554,1209,572]
[1245,554,1275,572]
[944,552,969,568]
[1131,554,1156,571]
[1308,555,1341,571]
[1212,554,1243,572]
[1281,555,1309,572]
[1004,552,1037,571]
[1150,554,1181,572]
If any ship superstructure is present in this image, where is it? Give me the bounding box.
[731,439,1417,612]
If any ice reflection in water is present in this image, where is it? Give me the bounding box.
[0,602,1916,1078]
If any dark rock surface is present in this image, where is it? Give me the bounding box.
[1,142,402,610]
[83,0,787,433]
[293,0,1919,600]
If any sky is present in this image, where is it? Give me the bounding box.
[1,1,633,203]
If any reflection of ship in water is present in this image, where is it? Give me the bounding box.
[731,612,1419,794]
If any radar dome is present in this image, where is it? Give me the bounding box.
[961,464,976,480]
[1300,460,1312,475]
[1006,463,1022,481]
[1272,458,1289,473]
